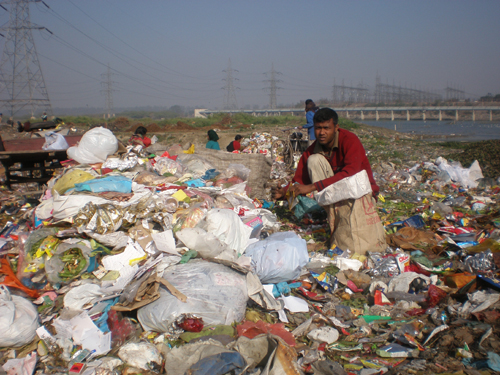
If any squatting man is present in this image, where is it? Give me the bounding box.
[272,108,386,254]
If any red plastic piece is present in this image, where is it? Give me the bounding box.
[236,320,296,347]
[406,308,426,316]
[178,317,204,332]
[107,310,135,346]
[427,284,447,308]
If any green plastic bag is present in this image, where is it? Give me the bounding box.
[293,195,324,220]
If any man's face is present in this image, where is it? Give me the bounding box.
[314,119,338,147]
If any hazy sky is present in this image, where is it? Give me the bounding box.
[2,0,499,111]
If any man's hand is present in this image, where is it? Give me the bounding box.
[289,183,316,196]
[271,186,285,201]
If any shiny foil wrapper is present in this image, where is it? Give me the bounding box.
[367,251,400,278]
[74,202,124,234]
[464,249,495,273]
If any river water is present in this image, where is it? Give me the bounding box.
[359,120,500,142]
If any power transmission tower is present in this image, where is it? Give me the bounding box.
[222,58,238,110]
[101,63,115,118]
[264,63,282,109]
[0,0,52,118]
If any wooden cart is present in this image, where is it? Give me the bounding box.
[0,135,81,189]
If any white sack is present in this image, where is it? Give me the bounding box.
[314,170,372,206]
[137,261,248,332]
[67,127,118,164]
[0,286,39,347]
[42,132,69,150]
[244,231,309,284]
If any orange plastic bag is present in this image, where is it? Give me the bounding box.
[0,258,40,298]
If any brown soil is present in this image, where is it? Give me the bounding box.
[146,123,162,132]
[128,122,144,132]
[113,116,130,129]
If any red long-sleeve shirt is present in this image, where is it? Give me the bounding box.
[290,128,379,195]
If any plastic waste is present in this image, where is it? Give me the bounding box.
[244,231,309,284]
[225,163,251,181]
[187,352,247,375]
[67,127,118,164]
[236,320,295,347]
[203,208,253,254]
[52,169,95,195]
[74,175,133,194]
[293,195,324,220]
[118,342,162,372]
[306,326,339,344]
[0,285,40,347]
[42,131,69,150]
[45,242,92,284]
[137,261,248,332]
[314,169,372,206]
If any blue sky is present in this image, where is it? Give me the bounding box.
[1,0,499,110]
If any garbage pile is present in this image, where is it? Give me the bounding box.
[240,132,275,155]
[0,126,499,375]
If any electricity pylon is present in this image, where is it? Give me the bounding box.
[101,64,115,118]
[222,58,238,110]
[264,63,282,109]
[0,0,52,118]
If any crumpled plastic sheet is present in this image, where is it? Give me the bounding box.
[102,153,138,171]
[153,157,186,177]
[464,250,495,273]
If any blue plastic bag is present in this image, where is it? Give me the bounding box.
[74,175,132,193]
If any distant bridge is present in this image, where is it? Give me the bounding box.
[195,106,500,121]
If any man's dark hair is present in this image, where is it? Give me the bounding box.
[313,108,338,125]
[135,126,147,136]
[305,99,313,105]
[235,134,242,140]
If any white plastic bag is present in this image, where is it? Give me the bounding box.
[0,286,40,347]
[435,157,483,188]
[314,169,372,206]
[176,227,233,259]
[42,132,69,150]
[203,208,252,254]
[137,260,248,332]
[244,231,309,284]
[226,163,251,181]
[67,127,118,164]
[118,342,162,371]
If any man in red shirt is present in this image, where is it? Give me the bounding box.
[273,108,386,254]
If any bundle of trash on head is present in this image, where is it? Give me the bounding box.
[0,126,499,375]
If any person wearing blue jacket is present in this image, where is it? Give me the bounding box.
[302,99,319,145]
